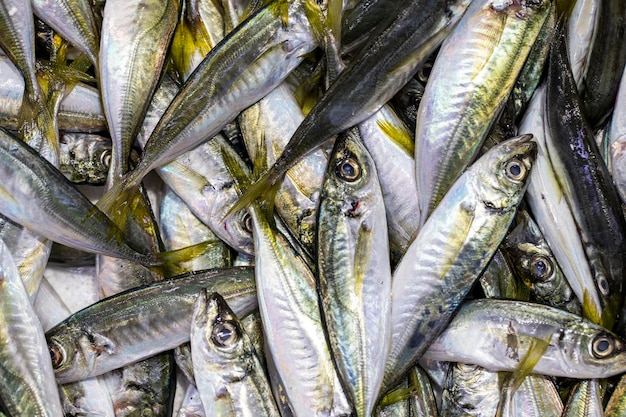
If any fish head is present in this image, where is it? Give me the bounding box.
[47,322,118,384]
[191,290,253,378]
[471,134,537,211]
[325,129,378,220]
[550,318,626,378]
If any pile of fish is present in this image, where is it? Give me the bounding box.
[0,0,626,415]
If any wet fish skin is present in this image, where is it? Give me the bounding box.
[137,74,255,255]
[317,127,391,417]
[233,0,471,212]
[34,277,115,417]
[414,0,552,224]
[190,291,280,416]
[0,239,63,416]
[546,22,626,331]
[239,82,328,257]
[46,267,257,384]
[384,134,536,391]
[110,0,317,193]
[561,379,604,417]
[59,133,112,185]
[357,104,418,266]
[31,0,100,67]
[502,210,581,314]
[439,363,500,417]
[0,128,168,267]
[605,374,626,417]
[422,299,626,379]
[580,0,626,129]
[407,366,438,417]
[0,0,40,101]
[609,60,626,205]
[99,0,179,179]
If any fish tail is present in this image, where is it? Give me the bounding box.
[96,176,141,233]
[150,240,222,276]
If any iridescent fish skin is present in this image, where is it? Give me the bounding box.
[137,75,254,255]
[106,0,317,195]
[239,82,327,257]
[0,239,63,416]
[46,267,257,384]
[190,291,280,417]
[99,0,179,180]
[0,127,162,267]
[580,0,626,129]
[317,127,391,417]
[59,133,112,185]
[423,299,626,379]
[609,61,626,205]
[385,135,536,390]
[234,0,471,212]
[502,210,581,315]
[414,0,552,225]
[31,0,100,67]
[440,363,499,417]
[545,23,626,331]
[561,379,603,417]
[0,0,40,101]
[357,104,418,265]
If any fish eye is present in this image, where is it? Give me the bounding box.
[49,341,66,369]
[335,157,361,182]
[456,363,480,372]
[529,255,553,281]
[597,275,610,296]
[211,321,239,348]
[242,212,253,234]
[100,149,112,168]
[418,62,433,83]
[591,334,616,358]
[504,158,527,182]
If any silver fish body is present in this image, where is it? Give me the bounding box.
[414,0,552,224]
[385,134,536,390]
[423,299,626,379]
[317,127,392,416]
[190,291,280,416]
[0,239,63,416]
[46,267,257,384]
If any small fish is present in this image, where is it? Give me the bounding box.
[384,134,536,391]
[422,299,626,379]
[190,291,280,416]
[46,267,257,384]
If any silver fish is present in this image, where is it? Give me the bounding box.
[385,134,536,390]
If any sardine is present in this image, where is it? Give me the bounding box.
[385,135,536,390]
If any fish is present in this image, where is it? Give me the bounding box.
[190,291,280,416]
[229,0,471,214]
[317,126,392,416]
[414,0,552,224]
[46,267,257,384]
[0,238,63,416]
[384,134,536,391]
[422,299,626,379]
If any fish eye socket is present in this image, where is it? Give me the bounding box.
[100,149,112,168]
[49,341,65,369]
[591,334,616,358]
[529,255,553,281]
[456,362,480,372]
[211,321,239,348]
[242,212,253,234]
[335,157,361,182]
[504,158,527,182]
[418,62,433,83]
[597,276,610,296]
